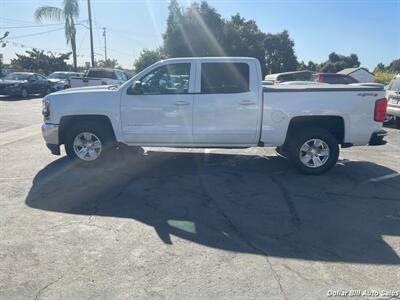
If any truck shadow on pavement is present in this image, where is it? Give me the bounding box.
[25,149,400,265]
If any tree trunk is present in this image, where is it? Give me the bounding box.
[70,21,77,72]
[71,32,77,71]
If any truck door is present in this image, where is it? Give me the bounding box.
[121,62,195,144]
[193,61,260,145]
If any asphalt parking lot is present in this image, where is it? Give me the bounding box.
[1,96,399,300]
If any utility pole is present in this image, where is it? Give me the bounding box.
[87,0,95,67]
[102,27,107,61]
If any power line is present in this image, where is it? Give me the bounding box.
[0,23,65,29]
[6,27,65,40]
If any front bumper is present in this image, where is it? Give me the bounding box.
[42,123,60,155]
[369,129,387,146]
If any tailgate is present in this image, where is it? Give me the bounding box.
[70,77,102,88]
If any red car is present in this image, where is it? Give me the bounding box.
[311,73,359,84]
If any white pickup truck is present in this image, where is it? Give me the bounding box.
[70,68,128,88]
[42,57,387,174]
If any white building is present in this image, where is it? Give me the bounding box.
[337,67,375,83]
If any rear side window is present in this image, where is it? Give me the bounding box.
[86,70,117,80]
[388,77,400,91]
[201,63,249,94]
[343,76,358,84]
[323,75,348,84]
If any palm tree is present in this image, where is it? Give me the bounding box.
[34,0,79,71]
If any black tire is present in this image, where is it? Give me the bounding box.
[64,121,114,165]
[287,128,339,175]
[20,88,28,98]
[42,86,51,97]
[395,117,400,128]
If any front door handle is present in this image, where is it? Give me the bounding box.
[239,100,255,106]
[174,101,190,106]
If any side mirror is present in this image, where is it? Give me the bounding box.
[29,77,36,82]
[128,81,143,95]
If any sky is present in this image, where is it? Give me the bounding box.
[0,0,399,71]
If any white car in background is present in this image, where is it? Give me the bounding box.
[385,74,400,127]
[70,68,128,88]
[48,71,84,91]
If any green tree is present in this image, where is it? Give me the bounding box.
[387,58,400,73]
[163,0,225,57]
[135,0,300,77]
[223,14,267,75]
[374,62,386,73]
[10,48,72,74]
[298,60,317,71]
[317,52,360,73]
[34,0,79,71]
[264,30,298,74]
[133,48,166,73]
[97,58,121,69]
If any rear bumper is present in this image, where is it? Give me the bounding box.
[42,123,60,155]
[387,105,400,117]
[369,129,387,146]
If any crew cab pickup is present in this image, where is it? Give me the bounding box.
[70,68,128,88]
[42,57,387,174]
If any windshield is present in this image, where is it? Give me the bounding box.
[48,72,68,79]
[3,73,30,81]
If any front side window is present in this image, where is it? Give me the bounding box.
[140,63,191,95]
[201,63,249,94]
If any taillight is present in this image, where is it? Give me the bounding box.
[319,74,324,82]
[374,98,387,122]
[101,81,107,85]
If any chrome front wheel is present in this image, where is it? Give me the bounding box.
[299,138,330,168]
[73,132,102,161]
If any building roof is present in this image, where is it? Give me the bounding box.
[337,67,374,76]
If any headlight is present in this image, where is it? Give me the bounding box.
[42,100,50,119]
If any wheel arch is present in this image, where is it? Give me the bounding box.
[59,114,116,145]
[284,115,345,145]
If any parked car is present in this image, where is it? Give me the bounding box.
[385,74,400,127]
[0,72,52,98]
[311,73,359,84]
[41,57,387,175]
[70,68,128,88]
[264,70,314,84]
[48,71,83,91]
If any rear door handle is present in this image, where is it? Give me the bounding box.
[174,101,190,106]
[239,100,255,106]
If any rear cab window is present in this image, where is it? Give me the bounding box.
[322,75,348,84]
[201,62,249,93]
[86,69,117,80]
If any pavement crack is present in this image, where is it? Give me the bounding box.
[202,187,288,300]
[33,274,64,300]
[270,175,301,228]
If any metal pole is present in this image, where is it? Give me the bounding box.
[102,27,107,61]
[87,0,95,67]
